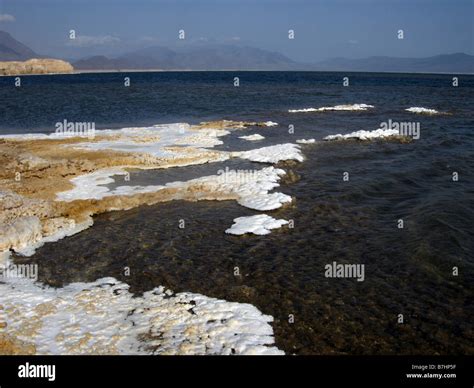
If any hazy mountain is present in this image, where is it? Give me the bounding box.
[74,48,473,73]
[313,53,474,73]
[0,31,39,61]
[172,45,297,70]
[73,55,128,70]
[73,44,298,70]
[1,30,472,74]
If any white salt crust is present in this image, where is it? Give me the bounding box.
[1,124,300,167]
[289,104,374,113]
[234,143,304,163]
[0,121,277,146]
[0,216,42,255]
[0,123,224,146]
[324,128,400,141]
[225,215,288,235]
[405,107,440,115]
[55,168,129,201]
[239,134,265,141]
[263,121,279,127]
[68,123,229,157]
[0,273,284,355]
[56,166,292,212]
[15,219,93,257]
[296,138,316,144]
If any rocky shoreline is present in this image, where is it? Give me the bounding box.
[0,120,297,261]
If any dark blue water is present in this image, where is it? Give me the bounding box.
[2,71,473,135]
[5,71,474,354]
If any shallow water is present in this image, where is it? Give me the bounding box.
[4,71,474,354]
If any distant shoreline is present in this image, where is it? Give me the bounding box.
[76,69,474,76]
[1,68,473,77]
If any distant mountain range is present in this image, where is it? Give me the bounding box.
[1,30,473,74]
[0,31,40,61]
[73,45,299,71]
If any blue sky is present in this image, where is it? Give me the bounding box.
[0,0,472,61]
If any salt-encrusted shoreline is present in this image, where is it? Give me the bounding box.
[0,259,283,355]
[0,119,301,355]
[0,120,301,258]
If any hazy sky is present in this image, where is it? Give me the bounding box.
[0,0,472,61]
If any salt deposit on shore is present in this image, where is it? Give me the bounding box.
[56,165,292,211]
[0,270,283,355]
[0,120,302,259]
[0,119,300,355]
[225,214,288,235]
[324,128,401,141]
[262,121,278,127]
[234,143,304,163]
[239,134,265,141]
